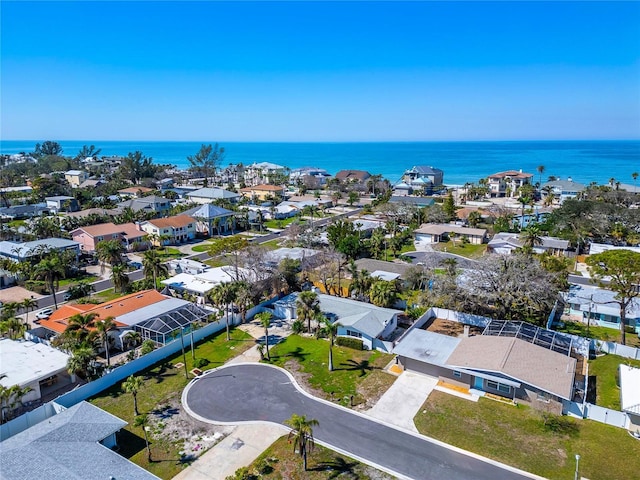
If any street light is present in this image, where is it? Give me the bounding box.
[574,454,580,480]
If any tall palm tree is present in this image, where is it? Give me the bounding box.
[318,315,340,371]
[142,249,168,289]
[296,291,320,334]
[134,414,152,461]
[111,264,129,293]
[95,239,125,271]
[21,297,37,326]
[255,311,272,361]
[95,316,116,367]
[122,375,144,416]
[285,414,319,471]
[233,281,254,324]
[33,255,66,310]
[66,312,98,344]
[520,224,544,252]
[536,165,545,186]
[208,283,235,340]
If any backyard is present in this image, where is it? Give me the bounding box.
[233,435,395,480]
[555,320,640,348]
[588,353,640,409]
[267,334,396,409]
[432,240,487,259]
[414,391,640,480]
[90,328,255,479]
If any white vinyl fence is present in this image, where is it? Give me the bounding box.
[0,402,65,441]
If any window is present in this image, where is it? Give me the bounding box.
[345,329,362,338]
[453,371,462,378]
[487,380,511,394]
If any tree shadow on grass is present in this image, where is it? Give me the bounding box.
[145,362,177,384]
[271,346,309,362]
[309,455,359,479]
[335,359,373,377]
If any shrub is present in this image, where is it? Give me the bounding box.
[291,319,305,334]
[624,325,636,334]
[193,358,210,368]
[541,413,580,436]
[140,340,156,355]
[336,336,364,350]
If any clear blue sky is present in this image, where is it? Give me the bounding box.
[2,1,639,141]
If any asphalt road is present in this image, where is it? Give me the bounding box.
[184,364,534,480]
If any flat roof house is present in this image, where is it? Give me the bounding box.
[45,196,79,212]
[64,169,89,188]
[620,364,640,432]
[273,293,402,351]
[0,401,159,480]
[0,338,71,415]
[394,329,577,413]
[161,266,255,302]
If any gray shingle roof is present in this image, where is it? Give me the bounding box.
[186,188,240,199]
[0,401,158,480]
[183,203,235,219]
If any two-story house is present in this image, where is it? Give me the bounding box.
[70,222,148,253]
[401,166,444,193]
[64,170,89,188]
[117,195,171,216]
[239,184,287,202]
[140,214,196,245]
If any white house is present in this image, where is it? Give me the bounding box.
[186,187,241,204]
[541,178,585,204]
[414,223,487,248]
[64,169,89,188]
[487,232,570,256]
[620,364,640,432]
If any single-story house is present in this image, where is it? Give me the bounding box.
[140,214,196,245]
[394,329,577,413]
[541,179,585,204]
[71,222,147,253]
[37,289,212,346]
[263,247,322,269]
[389,196,435,207]
[186,187,241,205]
[161,266,255,302]
[620,364,640,432]
[182,204,236,236]
[335,170,371,184]
[0,238,81,262]
[588,243,640,255]
[0,203,49,220]
[78,179,104,189]
[64,207,121,220]
[0,338,71,409]
[45,196,79,212]
[167,258,208,275]
[273,293,401,351]
[487,232,570,256]
[562,284,640,334]
[0,401,160,479]
[354,258,412,281]
[414,223,487,248]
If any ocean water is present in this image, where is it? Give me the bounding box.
[1,140,639,187]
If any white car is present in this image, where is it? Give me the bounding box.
[36,308,53,320]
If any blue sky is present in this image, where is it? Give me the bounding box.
[2,1,639,141]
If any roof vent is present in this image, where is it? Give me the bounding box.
[104,305,112,309]
[136,294,144,298]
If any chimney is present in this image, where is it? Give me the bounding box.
[463,325,470,337]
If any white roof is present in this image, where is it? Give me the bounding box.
[0,339,70,388]
[65,170,85,176]
[620,364,640,415]
[370,270,401,281]
[161,267,254,294]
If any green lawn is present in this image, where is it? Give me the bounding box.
[267,335,395,407]
[90,327,254,479]
[555,321,640,348]
[588,354,640,409]
[414,391,640,480]
[264,216,305,229]
[155,247,185,260]
[432,240,487,259]
[237,435,395,480]
[57,272,98,288]
[86,288,123,303]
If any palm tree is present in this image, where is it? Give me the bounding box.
[95,239,125,271]
[124,330,142,350]
[1,317,26,340]
[95,316,116,367]
[296,291,320,334]
[536,165,545,186]
[66,312,98,344]
[134,414,152,461]
[318,315,340,371]
[0,384,33,423]
[122,375,144,416]
[67,345,96,380]
[517,195,532,230]
[285,414,319,471]
[21,297,37,326]
[33,255,66,310]
[633,172,639,193]
[369,280,398,308]
[208,283,235,340]
[520,224,543,252]
[142,249,168,289]
[441,258,458,277]
[255,311,272,361]
[111,264,129,293]
[233,281,254,323]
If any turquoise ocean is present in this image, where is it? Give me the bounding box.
[1,140,639,187]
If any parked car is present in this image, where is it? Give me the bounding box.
[128,261,143,270]
[63,293,72,301]
[36,308,53,320]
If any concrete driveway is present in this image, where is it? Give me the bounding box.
[183,363,540,480]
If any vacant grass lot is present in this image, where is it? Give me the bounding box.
[414,391,640,480]
[556,321,640,348]
[267,334,395,407]
[238,435,395,480]
[432,240,486,258]
[90,328,254,479]
[588,354,640,409]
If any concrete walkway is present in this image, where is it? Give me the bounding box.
[366,371,438,432]
[172,424,284,480]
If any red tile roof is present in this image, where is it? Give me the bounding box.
[39,289,166,334]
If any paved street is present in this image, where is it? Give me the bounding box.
[183,364,537,480]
